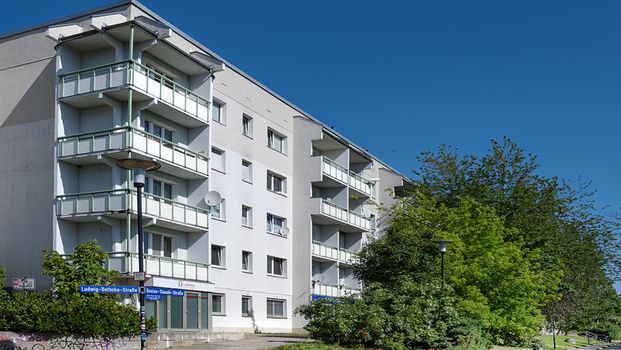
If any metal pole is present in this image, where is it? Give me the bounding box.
[441,251,445,288]
[136,185,146,350]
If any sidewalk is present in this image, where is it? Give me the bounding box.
[177,334,312,350]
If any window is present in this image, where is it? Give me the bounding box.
[144,120,173,143]
[242,251,252,272]
[242,160,253,183]
[267,172,286,194]
[211,147,225,172]
[267,129,287,154]
[242,114,253,137]
[267,299,286,318]
[267,256,286,277]
[212,294,225,315]
[147,233,173,258]
[242,296,252,317]
[145,177,173,200]
[212,100,225,124]
[242,205,252,227]
[210,199,225,220]
[266,214,286,235]
[211,245,225,267]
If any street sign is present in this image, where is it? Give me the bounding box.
[80,285,139,294]
[145,287,184,297]
[12,278,35,290]
[145,294,161,301]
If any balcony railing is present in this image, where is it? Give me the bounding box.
[58,60,210,123]
[321,157,374,197]
[321,200,371,231]
[313,282,339,297]
[339,247,359,264]
[106,252,209,282]
[349,171,373,197]
[322,157,348,184]
[56,189,209,229]
[341,286,362,295]
[312,240,358,264]
[57,127,208,177]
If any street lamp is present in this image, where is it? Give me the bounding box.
[434,239,453,288]
[116,158,161,350]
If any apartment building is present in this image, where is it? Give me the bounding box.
[0,0,408,335]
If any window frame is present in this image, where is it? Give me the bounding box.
[241,160,253,183]
[211,293,226,316]
[242,296,253,317]
[241,205,253,228]
[212,100,226,125]
[210,198,226,221]
[266,298,286,319]
[267,255,286,277]
[211,244,226,268]
[242,114,253,138]
[242,250,253,273]
[266,213,286,236]
[267,128,287,154]
[267,171,287,195]
[211,147,226,173]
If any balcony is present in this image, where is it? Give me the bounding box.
[57,127,208,179]
[312,240,358,265]
[341,286,362,296]
[320,157,373,197]
[106,252,209,282]
[58,61,210,127]
[56,189,209,232]
[315,199,371,232]
[312,282,339,297]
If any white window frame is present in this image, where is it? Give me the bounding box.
[144,176,174,200]
[266,298,286,318]
[211,245,225,268]
[267,128,287,154]
[211,198,226,221]
[212,293,225,315]
[211,147,225,173]
[242,160,253,183]
[242,205,252,228]
[144,120,175,143]
[267,171,286,194]
[266,213,286,235]
[242,250,253,273]
[242,295,253,317]
[144,232,175,258]
[212,100,225,124]
[267,255,286,277]
[242,114,253,138]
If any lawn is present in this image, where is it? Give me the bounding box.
[538,335,602,350]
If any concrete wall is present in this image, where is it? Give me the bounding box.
[0,28,57,288]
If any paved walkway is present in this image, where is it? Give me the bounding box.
[178,335,312,350]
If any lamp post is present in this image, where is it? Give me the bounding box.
[434,239,452,288]
[116,158,160,350]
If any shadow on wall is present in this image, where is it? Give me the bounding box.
[1,59,56,128]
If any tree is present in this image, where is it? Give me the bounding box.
[356,193,549,344]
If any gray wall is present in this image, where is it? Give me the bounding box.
[0,29,57,288]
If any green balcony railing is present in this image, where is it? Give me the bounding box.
[58,60,210,123]
[56,189,209,229]
[106,252,209,282]
[57,127,208,177]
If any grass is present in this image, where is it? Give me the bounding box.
[538,335,603,350]
[272,343,351,350]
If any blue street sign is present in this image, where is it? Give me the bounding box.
[145,294,161,301]
[145,287,184,297]
[80,285,139,294]
[311,295,335,301]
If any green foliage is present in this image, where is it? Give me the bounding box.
[297,282,461,350]
[0,241,154,337]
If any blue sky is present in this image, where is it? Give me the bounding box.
[3,2,620,238]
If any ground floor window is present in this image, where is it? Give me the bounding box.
[267,298,286,318]
[242,296,252,317]
[145,292,211,330]
[212,293,225,315]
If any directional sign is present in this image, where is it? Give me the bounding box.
[80,285,139,294]
[145,287,184,297]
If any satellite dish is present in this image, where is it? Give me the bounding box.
[204,191,222,207]
[279,227,290,237]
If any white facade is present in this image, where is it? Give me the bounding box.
[0,0,408,334]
